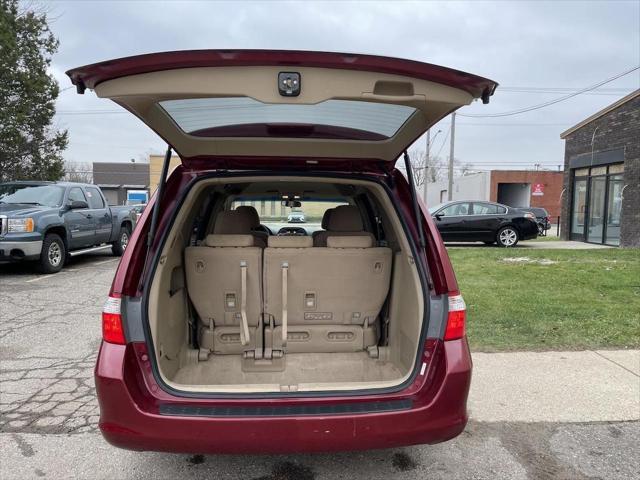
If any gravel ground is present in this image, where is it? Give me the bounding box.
[1,253,638,479]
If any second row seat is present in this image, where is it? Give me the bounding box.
[263,235,392,353]
[185,206,391,356]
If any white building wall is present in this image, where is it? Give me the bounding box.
[423,172,491,207]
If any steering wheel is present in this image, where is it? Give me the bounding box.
[254,224,273,236]
[277,226,307,236]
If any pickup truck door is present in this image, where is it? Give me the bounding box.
[84,186,112,244]
[64,187,95,248]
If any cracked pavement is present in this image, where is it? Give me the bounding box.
[1,253,115,435]
[1,253,639,479]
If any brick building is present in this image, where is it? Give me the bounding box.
[489,170,563,218]
[425,169,563,217]
[560,90,639,247]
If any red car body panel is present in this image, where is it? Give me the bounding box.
[66,49,497,101]
[96,339,471,454]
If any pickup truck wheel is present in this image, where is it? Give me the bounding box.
[38,234,65,273]
[496,226,519,248]
[111,225,131,256]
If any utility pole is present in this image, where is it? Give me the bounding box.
[447,112,456,201]
[423,129,430,203]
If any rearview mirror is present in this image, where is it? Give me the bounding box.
[434,212,444,220]
[68,200,88,210]
[282,200,302,208]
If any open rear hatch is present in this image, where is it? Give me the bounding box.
[68,51,494,394]
[66,50,497,167]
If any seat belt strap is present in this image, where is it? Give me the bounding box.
[239,260,250,346]
[281,262,289,348]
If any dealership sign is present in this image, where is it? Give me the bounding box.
[532,183,545,196]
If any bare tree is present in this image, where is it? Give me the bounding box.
[63,161,93,183]
[409,149,448,186]
[455,159,475,177]
[402,150,474,185]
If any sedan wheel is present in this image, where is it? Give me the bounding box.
[497,227,519,247]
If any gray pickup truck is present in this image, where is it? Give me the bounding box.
[0,181,137,273]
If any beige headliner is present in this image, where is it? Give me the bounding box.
[95,66,474,161]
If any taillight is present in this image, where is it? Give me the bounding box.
[102,294,125,344]
[444,293,466,341]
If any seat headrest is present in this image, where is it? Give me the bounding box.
[213,210,252,234]
[327,205,364,232]
[235,205,260,229]
[326,236,373,248]
[204,234,255,247]
[321,208,334,230]
[268,236,313,248]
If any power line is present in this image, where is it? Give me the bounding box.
[433,126,451,159]
[459,65,639,118]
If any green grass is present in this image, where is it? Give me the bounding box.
[448,248,640,352]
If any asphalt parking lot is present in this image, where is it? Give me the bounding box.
[1,254,638,479]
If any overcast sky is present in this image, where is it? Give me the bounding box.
[46,0,639,173]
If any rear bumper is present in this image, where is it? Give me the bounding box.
[520,221,539,240]
[95,339,472,454]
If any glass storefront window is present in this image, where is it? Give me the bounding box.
[605,175,623,245]
[571,164,625,245]
[608,163,625,174]
[587,176,606,243]
[590,166,607,176]
[571,179,587,236]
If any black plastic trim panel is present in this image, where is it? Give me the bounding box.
[159,399,413,417]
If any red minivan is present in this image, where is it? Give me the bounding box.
[67,50,497,454]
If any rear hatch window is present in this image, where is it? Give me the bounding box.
[66,50,497,165]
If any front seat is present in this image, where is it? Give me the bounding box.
[213,210,266,248]
[311,208,334,246]
[236,205,269,246]
[313,205,375,247]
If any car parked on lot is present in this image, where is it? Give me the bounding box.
[67,49,498,454]
[287,210,306,223]
[429,200,538,247]
[517,206,551,235]
[0,181,136,272]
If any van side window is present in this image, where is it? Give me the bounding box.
[85,187,105,209]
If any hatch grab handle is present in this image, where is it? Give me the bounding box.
[403,151,426,249]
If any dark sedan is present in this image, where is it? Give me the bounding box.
[429,201,538,247]
[518,206,551,235]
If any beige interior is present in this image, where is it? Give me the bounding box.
[94,66,474,161]
[147,176,425,393]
